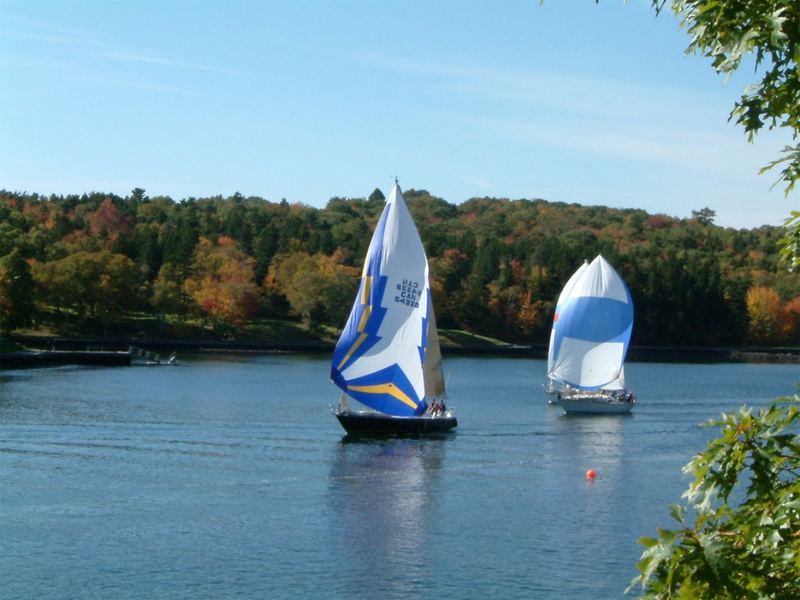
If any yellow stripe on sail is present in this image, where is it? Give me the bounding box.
[357,304,372,331]
[337,332,368,371]
[361,276,372,304]
[347,383,418,410]
[337,276,374,371]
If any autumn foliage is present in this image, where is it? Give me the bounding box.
[0,188,798,343]
[184,237,260,330]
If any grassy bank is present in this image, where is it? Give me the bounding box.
[5,315,515,353]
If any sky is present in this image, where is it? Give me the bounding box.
[1,0,795,229]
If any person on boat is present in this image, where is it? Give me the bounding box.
[428,399,444,416]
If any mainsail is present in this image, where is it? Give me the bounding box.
[548,255,633,390]
[423,305,446,399]
[331,183,433,417]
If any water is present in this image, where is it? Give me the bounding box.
[1,356,797,599]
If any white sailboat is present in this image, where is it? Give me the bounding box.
[330,181,456,435]
[547,255,636,414]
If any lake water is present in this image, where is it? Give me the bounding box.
[1,355,797,599]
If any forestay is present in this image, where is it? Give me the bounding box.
[331,183,433,417]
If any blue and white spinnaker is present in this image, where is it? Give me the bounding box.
[331,183,432,417]
[548,255,633,391]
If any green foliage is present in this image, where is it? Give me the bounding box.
[152,262,189,316]
[778,211,800,271]
[692,208,716,226]
[0,249,35,333]
[629,395,800,599]
[267,251,359,330]
[31,250,138,327]
[0,188,798,343]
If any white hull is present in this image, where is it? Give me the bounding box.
[559,393,635,415]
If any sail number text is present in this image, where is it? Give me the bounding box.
[395,279,421,308]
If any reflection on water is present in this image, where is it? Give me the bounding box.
[0,355,797,600]
[327,438,447,599]
[552,413,625,472]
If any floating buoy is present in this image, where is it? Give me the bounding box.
[585,468,597,480]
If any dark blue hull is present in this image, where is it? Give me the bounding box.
[335,410,457,436]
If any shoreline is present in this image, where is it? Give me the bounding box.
[3,335,799,366]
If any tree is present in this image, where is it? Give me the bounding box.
[184,237,260,331]
[652,0,799,267]
[88,197,133,242]
[691,207,716,226]
[746,286,786,344]
[0,249,36,333]
[93,252,139,332]
[152,262,189,317]
[267,251,359,329]
[368,188,385,204]
[32,251,138,327]
[0,263,10,331]
[629,396,800,599]
[784,295,800,341]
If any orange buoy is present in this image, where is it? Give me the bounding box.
[585,468,597,480]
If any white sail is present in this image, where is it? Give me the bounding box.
[603,366,625,391]
[547,260,589,381]
[331,183,432,417]
[549,255,633,391]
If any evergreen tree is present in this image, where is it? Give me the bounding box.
[0,248,35,332]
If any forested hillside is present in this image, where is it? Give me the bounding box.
[1,187,798,347]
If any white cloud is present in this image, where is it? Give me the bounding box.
[102,51,242,77]
[1,18,239,81]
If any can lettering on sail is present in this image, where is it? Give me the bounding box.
[395,278,420,308]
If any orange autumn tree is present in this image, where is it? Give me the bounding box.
[745,286,788,345]
[185,236,260,331]
[784,296,800,342]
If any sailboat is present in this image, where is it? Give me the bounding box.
[547,255,636,414]
[330,181,457,436]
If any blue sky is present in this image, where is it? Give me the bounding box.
[1,1,794,229]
